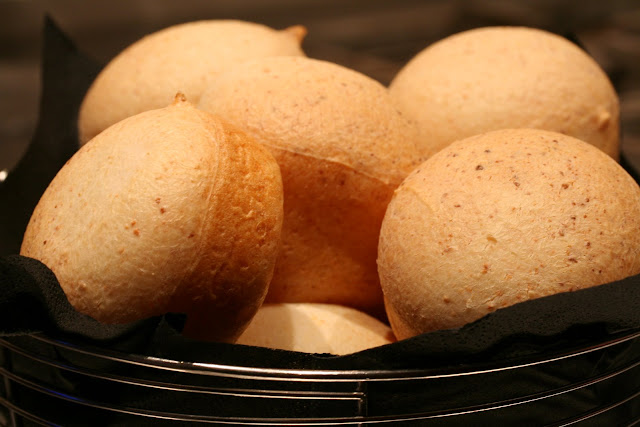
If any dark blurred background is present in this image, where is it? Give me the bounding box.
[1,0,639,174]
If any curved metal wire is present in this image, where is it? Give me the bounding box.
[2,362,640,426]
[28,329,640,382]
[1,330,640,425]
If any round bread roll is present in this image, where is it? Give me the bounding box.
[78,20,306,145]
[236,303,396,355]
[389,26,620,159]
[378,128,640,340]
[21,95,284,343]
[198,56,428,317]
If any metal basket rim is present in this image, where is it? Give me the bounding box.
[20,327,640,383]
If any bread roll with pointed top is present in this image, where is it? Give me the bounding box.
[378,128,640,339]
[78,20,307,144]
[198,56,428,317]
[22,95,284,343]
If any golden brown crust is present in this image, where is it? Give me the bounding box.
[263,147,392,316]
[22,97,283,342]
[173,113,284,342]
[198,56,427,317]
[199,56,430,185]
[78,20,307,145]
[282,25,308,43]
[378,129,640,339]
[389,26,620,159]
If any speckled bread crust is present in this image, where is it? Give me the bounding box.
[78,20,306,145]
[378,128,640,339]
[389,26,620,159]
[198,56,428,317]
[21,96,284,343]
[236,303,396,355]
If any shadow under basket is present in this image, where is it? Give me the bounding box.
[0,330,639,426]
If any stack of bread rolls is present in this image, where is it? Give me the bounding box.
[20,21,640,354]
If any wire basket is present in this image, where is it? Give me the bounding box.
[2,15,640,427]
[1,328,640,426]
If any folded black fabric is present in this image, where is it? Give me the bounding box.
[3,248,639,371]
[0,254,157,344]
[1,16,639,375]
[83,267,640,371]
[0,16,101,257]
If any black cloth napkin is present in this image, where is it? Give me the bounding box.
[2,252,640,371]
[1,16,640,374]
[0,17,101,257]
